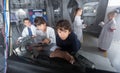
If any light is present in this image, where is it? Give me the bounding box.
[18,9,26,15]
[108,0,120,6]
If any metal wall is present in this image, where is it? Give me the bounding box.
[9,0,108,36]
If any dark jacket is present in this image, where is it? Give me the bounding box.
[56,32,81,54]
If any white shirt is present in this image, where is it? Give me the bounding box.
[73,16,84,42]
[35,26,56,44]
[98,18,116,50]
[35,26,57,51]
[46,26,56,44]
[22,25,36,37]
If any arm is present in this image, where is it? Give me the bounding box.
[65,52,75,64]
[71,32,81,53]
[47,27,56,44]
[74,16,83,29]
[42,38,51,44]
[110,20,116,32]
[22,28,28,37]
[31,25,37,37]
[98,21,105,27]
[50,44,60,52]
[42,27,56,44]
[110,26,116,32]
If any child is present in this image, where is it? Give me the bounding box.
[22,18,36,37]
[56,19,81,54]
[32,17,56,57]
[49,19,81,64]
[98,11,117,52]
[34,16,56,44]
[17,18,36,44]
[73,8,87,43]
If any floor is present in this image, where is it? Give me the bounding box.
[107,41,120,72]
[77,33,117,72]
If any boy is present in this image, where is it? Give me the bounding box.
[34,16,56,44]
[32,17,56,57]
[56,19,81,55]
[17,18,36,44]
[22,18,36,37]
[50,19,81,64]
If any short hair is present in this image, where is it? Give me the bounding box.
[74,8,82,16]
[34,17,46,26]
[72,7,82,22]
[56,19,72,32]
[108,11,116,17]
[23,18,30,22]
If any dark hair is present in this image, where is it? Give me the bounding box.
[74,8,82,16]
[23,18,30,22]
[108,11,116,17]
[56,19,72,32]
[34,17,46,26]
[72,8,82,22]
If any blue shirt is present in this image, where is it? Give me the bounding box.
[56,32,81,54]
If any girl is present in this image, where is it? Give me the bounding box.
[98,11,117,52]
[73,8,86,43]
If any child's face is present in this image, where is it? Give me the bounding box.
[37,23,46,31]
[108,16,112,20]
[57,29,71,40]
[108,14,115,20]
[77,10,82,16]
[24,20,31,27]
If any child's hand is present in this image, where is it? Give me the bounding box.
[70,56,75,64]
[84,24,87,28]
[110,27,116,32]
[99,21,105,27]
[110,28,115,32]
[42,38,50,44]
[32,35,36,38]
[65,52,75,64]
[82,24,87,28]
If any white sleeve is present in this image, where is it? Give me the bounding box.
[22,28,27,37]
[110,20,116,29]
[47,27,56,44]
[74,16,83,29]
[50,45,59,52]
[98,21,105,27]
[31,25,37,36]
